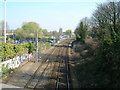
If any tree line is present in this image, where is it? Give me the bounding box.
[0,21,72,42]
[75,1,120,42]
[74,1,120,88]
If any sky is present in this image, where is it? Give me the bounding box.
[0,0,106,32]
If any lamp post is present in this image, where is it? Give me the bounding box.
[4,0,6,43]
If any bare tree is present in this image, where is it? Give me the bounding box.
[92,1,120,42]
[0,20,9,35]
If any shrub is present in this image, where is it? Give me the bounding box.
[23,42,35,54]
[45,42,51,49]
[0,64,14,78]
[1,42,35,61]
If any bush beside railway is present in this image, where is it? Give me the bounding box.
[0,42,35,62]
[1,42,51,62]
[0,42,51,78]
[72,38,120,88]
[0,65,14,78]
[38,42,51,50]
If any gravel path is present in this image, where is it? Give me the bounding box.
[7,62,40,87]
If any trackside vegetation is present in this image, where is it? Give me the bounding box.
[0,42,35,62]
[0,42,51,78]
[73,1,120,88]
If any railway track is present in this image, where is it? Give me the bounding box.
[28,39,72,89]
[24,46,58,88]
[6,45,57,87]
[45,39,73,89]
[34,46,61,88]
[56,43,70,89]
[6,38,74,89]
[8,48,52,76]
[44,46,64,88]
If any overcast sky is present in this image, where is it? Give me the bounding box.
[0,0,106,32]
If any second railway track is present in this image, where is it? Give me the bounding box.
[6,38,74,89]
[24,45,58,88]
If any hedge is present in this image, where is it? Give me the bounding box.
[0,42,35,62]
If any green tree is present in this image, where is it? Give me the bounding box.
[92,2,120,42]
[90,1,120,87]
[22,22,40,34]
[42,29,48,36]
[15,28,27,39]
[66,29,72,37]
[75,21,88,41]
[15,22,42,39]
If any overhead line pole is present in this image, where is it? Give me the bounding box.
[36,28,40,62]
[36,33,39,62]
[4,0,6,43]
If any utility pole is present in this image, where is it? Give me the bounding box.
[36,33,39,62]
[36,32,41,62]
[4,0,6,43]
